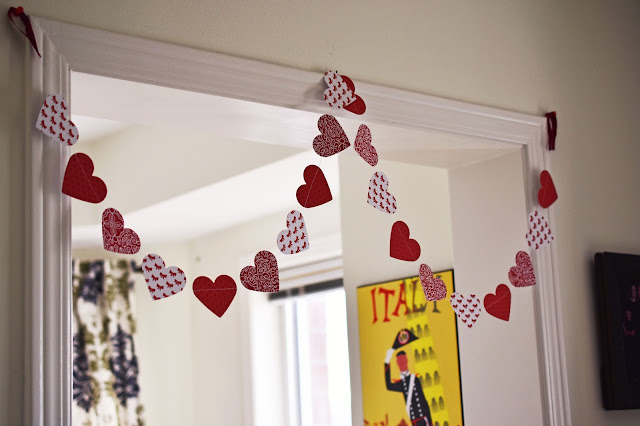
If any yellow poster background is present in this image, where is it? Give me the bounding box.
[357,270,463,426]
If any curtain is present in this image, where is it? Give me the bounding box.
[72,259,145,426]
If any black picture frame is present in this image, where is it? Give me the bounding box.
[595,252,640,409]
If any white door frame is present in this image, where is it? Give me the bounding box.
[25,17,570,426]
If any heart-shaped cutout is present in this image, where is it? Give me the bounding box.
[142,253,186,300]
[419,264,447,301]
[35,94,79,145]
[537,170,558,208]
[193,275,237,317]
[323,71,366,115]
[508,251,536,287]
[240,251,279,293]
[526,209,554,250]
[277,210,310,255]
[312,114,350,157]
[102,208,141,254]
[483,284,511,321]
[368,171,397,214]
[62,153,108,203]
[296,165,333,208]
[390,221,420,261]
[354,124,378,166]
[450,293,482,328]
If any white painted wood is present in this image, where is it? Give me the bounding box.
[27,17,570,426]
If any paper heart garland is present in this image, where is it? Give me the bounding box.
[142,253,186,300]
[419,264,447,301]
[538,170,558,208]
[354,124,378,166]
[102,208,141,254]
[62,153,108,203]
[323,71,366,115]
[508,251,536,287]
[368,171,397,214]
[35,94,79,146]
[450,293,482,328]
[240,251,279,293]
[526,209,554,250]
[296,165,333,208]
[193,275,237,317]
[313,115,351,157]
[483,284,511,321]
[277,210,310,254]
[390,221,421,261]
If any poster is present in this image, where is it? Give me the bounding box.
[357,270,463,426]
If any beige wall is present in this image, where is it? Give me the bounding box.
[2,1,640,425]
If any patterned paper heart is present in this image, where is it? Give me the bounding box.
[240,251,279,293]
[538,170,558,208]
[390,221,420,261]
[354,124,378,166]
[141,253,186,300]
[62,153,107,203]
[526,209,554,250]
[508,251,536,287]
[296,165,333,208]
[193,275,237,318]
[483,284,511,321]
[277,210,310,255]
[419,264,447,301]
[368,171,397,214]
[35,94,79,146]
[323,71,366,115]
[313,114,350,157]
[102,208,141,254]
[450,292,482,328]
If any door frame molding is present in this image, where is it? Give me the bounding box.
[26,17,570,426]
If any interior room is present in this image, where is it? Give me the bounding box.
[2,2,639,426]
[68,72,539,425]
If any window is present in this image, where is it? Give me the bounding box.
[276,281,352,425]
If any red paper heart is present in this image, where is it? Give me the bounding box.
[193,275,237,317]
[240,251,279,293]
[390,221,421,261]
[296,165,333,208]
[508,251,536,287]
[483,284,511,321]
[343,95,366,115]
[62,153,107,203]
[142,253,186,300]
[102,208,141,254]
[354,124,378,166]
[419,264,447,301]
[537,170,558,208]
[313,115,350,157]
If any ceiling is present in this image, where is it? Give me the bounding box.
[70,72,519,247]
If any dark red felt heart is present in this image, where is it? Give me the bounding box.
[537,170,558,208]
[312,115,350,157]
[296,165,333,208]
[62,153,107,203]
[193,275,237,318]
[240,251,279,293]
[390,221,421,261]
[483,284,511,321]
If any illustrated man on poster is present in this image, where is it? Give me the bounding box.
[384,329,432,426]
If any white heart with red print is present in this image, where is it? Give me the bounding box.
[276,210,310,255]
[141,253,186,300]
[450,292,482,328]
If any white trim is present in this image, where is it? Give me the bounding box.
[26,17,570,426]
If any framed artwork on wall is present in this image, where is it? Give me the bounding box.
[356,270,464,426]
[595,252,640,409]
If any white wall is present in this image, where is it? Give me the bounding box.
[2,1,640,425]
[338,154,455,424]
[449,150,544,425]
[72,242,197,426]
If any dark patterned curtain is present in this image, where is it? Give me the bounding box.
[72,259,145,425]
